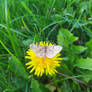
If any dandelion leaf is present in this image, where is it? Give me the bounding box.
[57,28,78,48]
[8,56,28,79]
[71,45,87,54]
[31,78,42,92]
[76,57,92,70]
[85,39,92,57]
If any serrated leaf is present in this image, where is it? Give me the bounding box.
[40,84,50,92]
[61,81,72,92]
[45,84,56,92]
[31,78,42,92]
[23,39,33,46]
[85,39,92,57]
[12,77,27,89]
[76,57,92,70]
[81,71,92,82]
[8,56,28,79]
[57,28,78,48]
[79,1,89,13]
[71,45,87,54]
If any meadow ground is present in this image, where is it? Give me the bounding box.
[0,0,92,92]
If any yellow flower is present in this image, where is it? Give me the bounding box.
[25,42,62,76]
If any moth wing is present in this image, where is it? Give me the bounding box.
[46,46,62,58]
[30,44,45,57]
[30,44,38,52]
[36,47,46,57]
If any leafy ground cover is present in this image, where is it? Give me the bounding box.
[0,0,92,92]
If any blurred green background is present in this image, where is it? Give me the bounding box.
[0,0,92,92]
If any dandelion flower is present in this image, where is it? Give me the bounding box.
[25,42,62,76]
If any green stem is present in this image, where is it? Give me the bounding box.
[0,40,14,57]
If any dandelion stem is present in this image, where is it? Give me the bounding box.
[57,72,91,88]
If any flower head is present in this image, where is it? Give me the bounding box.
[25,42,62,76]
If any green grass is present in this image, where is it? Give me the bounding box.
[0,0,92,92]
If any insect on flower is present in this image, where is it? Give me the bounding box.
[25,42,62,76]
[30,43,62,58]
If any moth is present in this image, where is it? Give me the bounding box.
[30,44,62,58]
